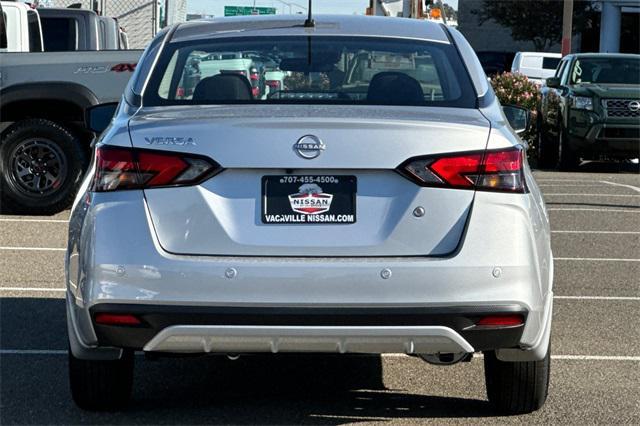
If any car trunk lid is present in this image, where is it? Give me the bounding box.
[128,105,490,257]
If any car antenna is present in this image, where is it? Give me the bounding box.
[304,0,315,28]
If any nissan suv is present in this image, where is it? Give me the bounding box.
[538,53,640,169]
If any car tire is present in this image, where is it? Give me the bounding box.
[68,347,134,411]
[536,127,559,169]
[0,119,87,215]
[557,130,580,171]
[484,349,550,415]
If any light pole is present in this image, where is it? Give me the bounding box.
[561,0,573,56]
[273,0,307,14]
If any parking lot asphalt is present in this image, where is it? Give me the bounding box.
[1,166,639,425]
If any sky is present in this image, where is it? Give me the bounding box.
[187,0,458,17]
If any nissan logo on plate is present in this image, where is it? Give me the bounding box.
[628,101,640,112]
[294,135,325,159]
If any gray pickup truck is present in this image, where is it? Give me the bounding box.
[0,5,141,214]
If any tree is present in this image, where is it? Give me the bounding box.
[471,0,597,51]
[442,3,457,21]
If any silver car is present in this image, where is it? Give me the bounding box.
[66,15,553,414]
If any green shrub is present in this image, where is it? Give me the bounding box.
[490,72,542,160]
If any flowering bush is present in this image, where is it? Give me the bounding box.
[490,72,542,159]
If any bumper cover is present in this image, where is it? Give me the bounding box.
[90,304,526,354]
[568,111,639,156]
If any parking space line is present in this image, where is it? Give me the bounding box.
[550,355,640,361]
[535,179,603,183]
[555,257,640,262]
[544,193,640,197]
[552,230,640,234]
[547,208,639,212]
[538,184,609,187]
[0,218,69,223]
[601,180,640,193]
[0,246,65,251]
[1,287,639,300]
[0,350,638,361]
[555,296,640,301]
[0,287,65,292]
[384,354,640,361]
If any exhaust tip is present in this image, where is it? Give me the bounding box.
[419,352,471,366]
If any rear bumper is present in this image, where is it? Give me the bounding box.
[90,304,526,353]
[66,189,552,360]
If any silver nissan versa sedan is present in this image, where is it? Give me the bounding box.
[66,15,553,414]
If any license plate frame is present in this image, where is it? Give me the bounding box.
[261,175,357,225]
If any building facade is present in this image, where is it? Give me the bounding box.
[458,0,639,55]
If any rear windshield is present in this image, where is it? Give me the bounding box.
[143,36,477,108]
[570,57,640,85]
[542,57,560,70]
[41,18,77,51]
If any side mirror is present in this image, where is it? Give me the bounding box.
[545,77,561,89]
[502,105,530,134]
[86,103,119,134]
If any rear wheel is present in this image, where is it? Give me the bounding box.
[0,119,86,214]
[484,349,550,414]
[557,130,580,171]
[69,347,134,411]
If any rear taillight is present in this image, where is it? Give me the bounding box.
[249,68,259,81]
[266,80,281,91]
[400,147,526,192]
[91,146,220,192]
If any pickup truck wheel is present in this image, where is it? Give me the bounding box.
[484,349,550,414]
[557,131,580,171]
[536,128,559,169]
[0,119,86,214]
[69,347,134,411]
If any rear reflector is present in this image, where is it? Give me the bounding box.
[400,147,526,192]
[476,315,524,327]
[91,146,220,192]
[95,313,141,326]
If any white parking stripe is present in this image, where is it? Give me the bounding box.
[0,350,638,361]
[536,179,602,183]
[555,257,640,262]
[555,296,640,301]
[601,180,640,193]
[548,208,639,212]
[544,193,640,197]
[551,355,640,361]
[0,246,65,251]
[552,230,640,234]
[383,354,640,361]
[0,287,65,292]
[0,218,68,223]
[2,288,638,301]
[538,184,608,187]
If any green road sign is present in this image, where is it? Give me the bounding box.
[224,6,277,16]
